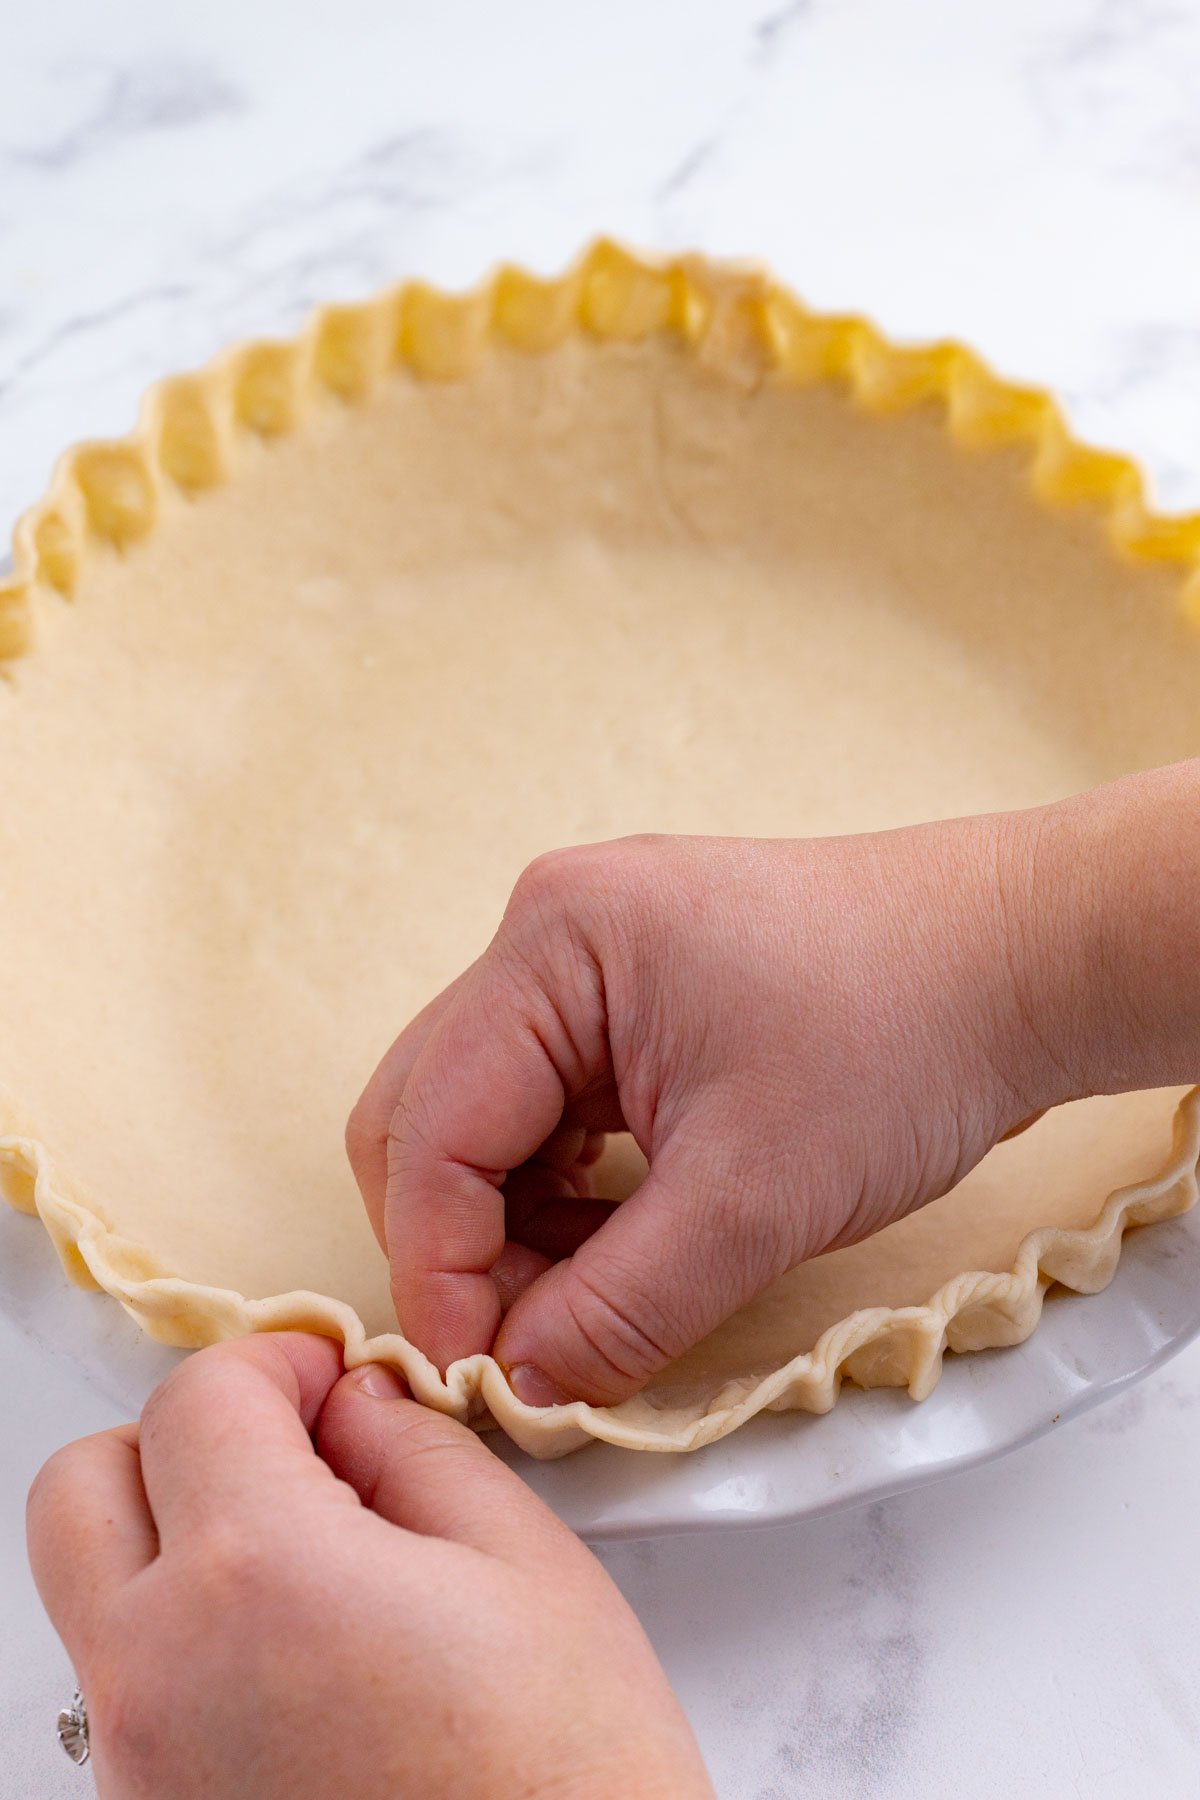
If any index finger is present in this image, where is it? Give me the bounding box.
[385,961,571,1371]
[346,964,476,1250]
[136,1333,346,1547]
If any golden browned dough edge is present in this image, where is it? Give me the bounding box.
[2,240,1199,1457]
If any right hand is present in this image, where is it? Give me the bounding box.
[347,810,1093,1408]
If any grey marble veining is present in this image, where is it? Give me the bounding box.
[4,3,1200,1796]
[7,56,246,173]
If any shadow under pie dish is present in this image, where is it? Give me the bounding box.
[1,243,1199,1459]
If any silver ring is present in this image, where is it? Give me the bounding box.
[56,1687,89,1765]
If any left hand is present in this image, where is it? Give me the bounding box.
[27,1333,713,1800]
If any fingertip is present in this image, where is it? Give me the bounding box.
[347,1362,410,1401]
[493,1253,662,1409]
[177,1332,347,1434]
[249,1331,348,1426]
[389,1267,502,1374]
[492,1263,575,1399]
[316,1366,575,1560]
[314,1362,412,1467]
[315,1369,478,1524]
[505,1363,574,1408]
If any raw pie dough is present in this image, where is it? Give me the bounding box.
[2,249,1199,1458]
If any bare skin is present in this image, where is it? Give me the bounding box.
[347,761,1200,1406]
[29,763,1200,1796]
[27,1333,714,1800]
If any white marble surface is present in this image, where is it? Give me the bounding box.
[4,0,1200,1794]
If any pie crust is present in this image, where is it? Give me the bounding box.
[2,243,1199,1459]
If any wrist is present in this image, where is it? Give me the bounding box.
[1001,761,1200,1105]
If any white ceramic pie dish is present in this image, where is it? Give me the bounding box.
[5,1191,1198,1539]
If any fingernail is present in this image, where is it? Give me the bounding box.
[350,1362,407,1400]
[507,1364,573,1408]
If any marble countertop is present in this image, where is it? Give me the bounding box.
[4,1,1200,1794]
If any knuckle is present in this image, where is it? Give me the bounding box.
[136,1354,201,1445]
[192,1518,291,1606]
[611,830,669,857]
[505,843,621,983]
[344,1100,375,1176]
[509,846,582,917]
[560,1268,677,1394]
[138,1341,260,1455]
[26,1442,79,1535]
[509,840,633,918]
[507,836,664,937]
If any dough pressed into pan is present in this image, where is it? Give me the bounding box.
[2,247,1198,1457]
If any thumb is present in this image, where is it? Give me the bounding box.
[315,1365,577,1563]
[493,1141,778,1408]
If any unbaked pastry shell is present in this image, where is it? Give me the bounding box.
[2,242,1200,1459]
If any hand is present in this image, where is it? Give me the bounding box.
[345,819,1062,1407]
[347,763,1200,1409]
[27,1333,713,1800]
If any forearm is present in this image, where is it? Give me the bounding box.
[1012,759,1200,1103]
